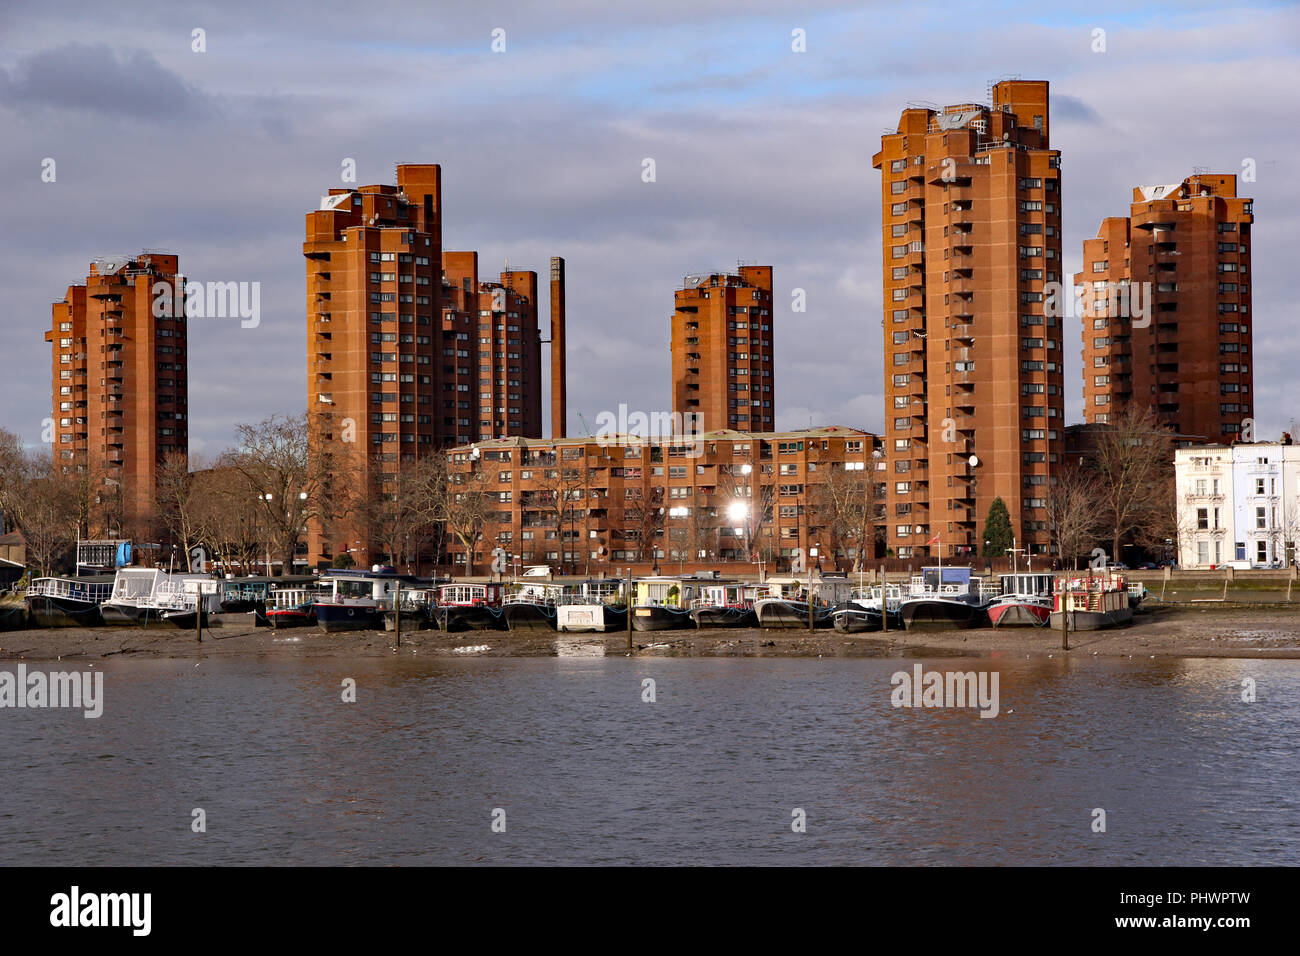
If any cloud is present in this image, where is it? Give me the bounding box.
[0,43,216,119]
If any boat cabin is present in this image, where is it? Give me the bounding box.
[437,583,504,607]
[998,573,1056,598]
[634,577,700,608]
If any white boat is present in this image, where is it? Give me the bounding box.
[100,568,218,628]
[556,581,627,632]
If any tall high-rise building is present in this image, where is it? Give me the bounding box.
[46,252,187,532]
[475,268,543,439]
[872,80,1062,559]
[441,250,482,446]
[670,264,774,432]
[303,164,445,564]
[1076,174,1254,441]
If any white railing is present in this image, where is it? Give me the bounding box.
[28,578,113,603]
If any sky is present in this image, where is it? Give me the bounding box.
[1,0,1297,459]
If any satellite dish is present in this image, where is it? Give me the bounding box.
[968,455,979,467]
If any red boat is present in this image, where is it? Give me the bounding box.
[986,573,1056,628]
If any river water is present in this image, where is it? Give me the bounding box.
[0,655,1295,865]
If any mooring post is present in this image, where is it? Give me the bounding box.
[394,581,401,648]
[1059,574,1069,652]
[626,567,633,652]
[880,564,889,633]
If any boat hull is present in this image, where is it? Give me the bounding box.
[987,601,1051,628]
[435,605,506,632]
[631,605,693,631]
[314,603,384,632]
[503,603,557,631]
[899,599,981,631]
[160,609,210,629]
[267,608,315,629]
[27,596,104,628]
[689,606,757,629]
[831,603,881,633]
[1050,607,1134,631]
[556,604,626,632]
[0,600,29,631]
[755,600,834,629]
[100,603,186,628]
[383,609,431,632]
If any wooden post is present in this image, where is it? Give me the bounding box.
[880,564,888,633]
[1222,570,1229,602]
[807,563,814,632]
[1059,575,1069,651]
[195,591,203,643]
[625,568,633,651]
[394,581,401,648]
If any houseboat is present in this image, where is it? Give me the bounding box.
[630,576,700,631]
[897,566,996,630]
[689,583,765,629]
[432,583,506,631]
[831,582,904,633]
[26,575,115,627]
[555,581,627,632]
[1050,570,1134,631]
[218,575,317,626]
[314,567,417,633]
[501,582,568,631]
[383,586,438,632]
[753,576,852,629]
[986,572,1056,628]
[266,585,329,629]
[99,568,219,628]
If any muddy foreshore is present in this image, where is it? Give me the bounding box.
[0,604,1296,662]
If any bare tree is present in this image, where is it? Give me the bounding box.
[156,451,205,570]
[11,455,76,576]
[1090,405,1175,564]
[191,457,270,575]
[230,413,338,574]
[366,453,446,572]
[812,464,883,572]
[537,456,587,574]
[717,464,776,567]
[1046,463,1103,570]
[445,464,492,576]
[0,427,27,535]
[622,487,665,564]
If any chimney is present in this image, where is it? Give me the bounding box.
[550,256,567,438]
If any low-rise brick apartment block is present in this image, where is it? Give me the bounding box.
[444,427,882,576]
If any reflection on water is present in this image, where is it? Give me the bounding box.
[0,656,1295,865]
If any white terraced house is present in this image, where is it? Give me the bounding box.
[1175,441,1300,569]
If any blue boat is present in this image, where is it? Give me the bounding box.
[314,567,424,633]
